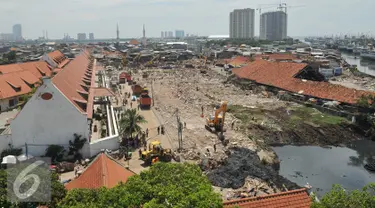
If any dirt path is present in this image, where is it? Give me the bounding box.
[116,80,174,174]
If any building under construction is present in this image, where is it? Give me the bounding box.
[260,10,287,41]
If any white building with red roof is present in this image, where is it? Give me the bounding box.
[9,50,120,158]
[0,61,52,112]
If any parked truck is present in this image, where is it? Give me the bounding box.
[132,84,143,97]
[139,94,152,109]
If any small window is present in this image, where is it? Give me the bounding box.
[9,98,16,107]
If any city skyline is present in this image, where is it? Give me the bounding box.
[0,0,374,39]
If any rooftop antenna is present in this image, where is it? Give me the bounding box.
[143,24,145,38]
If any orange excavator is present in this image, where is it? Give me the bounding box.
[205,101,228,141]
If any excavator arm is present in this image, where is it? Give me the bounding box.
[213,101,227,125]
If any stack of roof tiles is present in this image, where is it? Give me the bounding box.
[232,59,372,104]
[65,153,135,190]
[0,61,51,99]
[223,188,311,208]
[51,50,96,118]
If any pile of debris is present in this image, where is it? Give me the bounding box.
[131,67,296,196]
[205,147,299,190]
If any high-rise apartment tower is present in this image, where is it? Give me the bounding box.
[260,11,287,41]
[229,8,255,39]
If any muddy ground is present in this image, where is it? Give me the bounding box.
[132,66,363,198]
[227,105,362,147]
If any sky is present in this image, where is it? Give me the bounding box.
[0,0,374,39]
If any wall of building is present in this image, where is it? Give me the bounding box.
[10,78,90,157]
[0,99,10,112]
[89,135,119,157]
[0,97,20,112]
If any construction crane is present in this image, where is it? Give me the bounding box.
[277,3,305,14]
[256,4,280,15]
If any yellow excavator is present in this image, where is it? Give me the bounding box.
[205,101,228,143]
[205,101,227,133]
[141,140,172,165]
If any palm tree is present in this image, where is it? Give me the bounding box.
[119,108,147,143]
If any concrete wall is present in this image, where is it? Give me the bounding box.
[10,78,90,157]
[89,135,119,157]
[0,99,9,112]
[88,102,120,157]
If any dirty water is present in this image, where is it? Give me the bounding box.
[343,53,375,77]
[273,139,375,196]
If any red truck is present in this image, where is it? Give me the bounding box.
[119,72,132,84]
[139,94,152,109]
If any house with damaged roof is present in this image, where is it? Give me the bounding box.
[8,50,120,158]
[232,59,373,104]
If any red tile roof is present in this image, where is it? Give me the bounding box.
[227,56,250,67]
[65,153,135,190]
[52,51,94,116]
[232,59,373,104]
[0,61,51,99]
[223,188,311,208]
[47,50,70,68]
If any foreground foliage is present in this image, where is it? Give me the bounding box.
[312,183,375,208]
[58,163,222,208]
[0,170,66,208]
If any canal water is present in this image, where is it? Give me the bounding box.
[342,53,375,77]
[273,140,375,197]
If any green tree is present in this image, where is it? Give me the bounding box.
[119,108,147,141]
[68,134,87,161]
[2,51,17,64]
[312,183,375,208]
[45,145,66,164]
[58,163,223,208]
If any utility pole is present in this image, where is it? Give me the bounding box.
[151,79,155,106]
[176,109,183,152]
